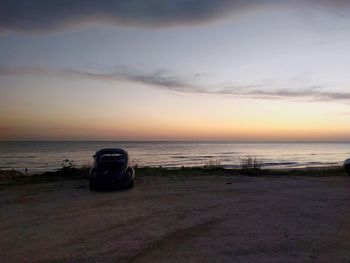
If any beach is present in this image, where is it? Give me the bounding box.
[1,171,350,262]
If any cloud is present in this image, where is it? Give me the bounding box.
[0,0,252,34]
[1,65,350,102]
[0,65,202,92]
[1,0,350,34]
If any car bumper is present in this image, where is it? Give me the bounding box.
[91,175,133,189]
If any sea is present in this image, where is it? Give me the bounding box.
[0,141,349,174]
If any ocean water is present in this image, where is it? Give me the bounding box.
[0,141,349,173]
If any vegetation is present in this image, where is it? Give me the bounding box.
[59,159,77,176]
[239,156,263,170]
[0,165,348,190]
[204,159,222,169]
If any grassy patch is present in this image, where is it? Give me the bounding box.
[0,167,90,189]
[0,165,348,190]
[134,166,347,177]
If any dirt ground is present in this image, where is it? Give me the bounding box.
[1,174,350,263]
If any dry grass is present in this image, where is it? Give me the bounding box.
[204,159,222,169]
[239,156,263,170]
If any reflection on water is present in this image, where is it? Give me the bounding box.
[0,141,349,173]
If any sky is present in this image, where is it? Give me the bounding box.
[1,0,350,141]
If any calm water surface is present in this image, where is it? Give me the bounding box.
[0,141,349,173]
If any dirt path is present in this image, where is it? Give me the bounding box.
[1,175,350,262]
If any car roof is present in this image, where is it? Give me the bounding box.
[95,148,128,156]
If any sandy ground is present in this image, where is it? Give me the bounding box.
[1,175,350,263]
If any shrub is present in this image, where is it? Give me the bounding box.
[59,159,76,176]
[61,159,75,169]
[204,159,222,169]
[239,156,262,170]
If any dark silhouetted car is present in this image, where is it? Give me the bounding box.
[344,158,350,176]
[89,148,135,190]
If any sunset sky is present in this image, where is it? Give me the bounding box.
[1,0,350,141]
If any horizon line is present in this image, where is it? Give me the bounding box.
[2,140,350,143]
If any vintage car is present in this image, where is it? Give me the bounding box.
[89,148,135,190]
[344,158,350,176]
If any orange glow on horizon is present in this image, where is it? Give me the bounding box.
[2,80,350,141]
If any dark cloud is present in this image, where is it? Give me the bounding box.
[1,0,349,34]
[1,65,350,102]
[0,0,250,34]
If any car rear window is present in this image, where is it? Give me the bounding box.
[99,153,125,162]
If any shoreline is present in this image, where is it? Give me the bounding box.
[1,141,348,175]
[0,165,348,188]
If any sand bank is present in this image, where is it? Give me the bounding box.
[1,172,350,262]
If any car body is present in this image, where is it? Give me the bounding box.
[344,158,350,176]
[89,148,135,190]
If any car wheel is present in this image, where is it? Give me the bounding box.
[89,179,97,191]
[128,180,134,189]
